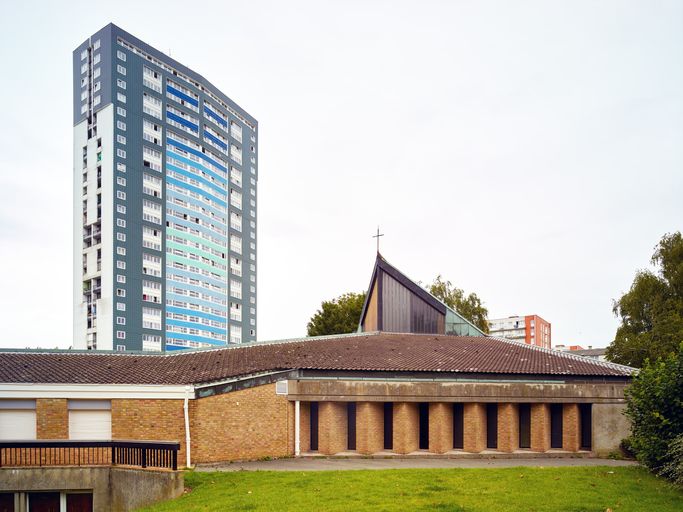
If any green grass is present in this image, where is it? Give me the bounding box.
[140,466,683,512]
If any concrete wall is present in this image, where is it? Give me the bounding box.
[593,403,630,455]
[0,467,182,512]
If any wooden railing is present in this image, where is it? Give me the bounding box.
[0,440,179,470]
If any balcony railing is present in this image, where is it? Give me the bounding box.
[0,440,179,471]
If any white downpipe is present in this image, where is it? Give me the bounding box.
[295,400,301,457]
[184,385,192,468]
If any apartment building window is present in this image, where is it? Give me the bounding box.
[93,96,101,106]
[117,79,126,90]
[116,120,126,131]
[143,93,162,119]
[93,39,100,50]
[117,92,126,104]
[143,173,162,198]
[116,317,126,325]
[143,226,162,251]
[117,64,126,76]
[116,260,126,270]
[116,107,126,118]
[116,149,126,158]
[116,275,126,284]
[116,331,125,340]
[143,280,162,304]
[142,334,162,352]
[117,50,126,61]
[142,307,162,330]
[116,233,126,242]
[116,247,126,256]
[81,49,87,60]
[117,163,126,173]
[143,146,162,172]
[116,205,126,214]
[142,253,162,277]
[143,66,162,93]
[142,199,162,225]
[93,67,101,79]
[116,289,126,297]
[116,177,126,187]
[117,134,126,145]
[116,302,126,312]
[230,121,242,142]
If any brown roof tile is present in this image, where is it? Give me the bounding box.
[0,333,633,386]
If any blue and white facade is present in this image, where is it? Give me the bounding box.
[73,24,257,352]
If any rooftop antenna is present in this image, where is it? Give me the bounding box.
[372,226,384,254]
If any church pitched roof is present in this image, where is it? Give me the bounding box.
[358,253,485,336]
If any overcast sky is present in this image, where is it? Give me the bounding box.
[0,1,681,349]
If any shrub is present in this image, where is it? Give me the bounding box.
[661,434,683,487]
[624,343,683,474]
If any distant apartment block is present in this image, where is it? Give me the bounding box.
[487,315,551,349]
[73,24,258,352]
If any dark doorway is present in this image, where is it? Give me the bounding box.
[518,404,531,449]
[0,493,14,512]
[347,402,357,451]
[486,403,498,449]
[28,493,60,512]
[310,401,319,451]
[550,404,563,449]
[579,403,592,450]
[452,403,464,449]
[67,494,93,512]
[383,402,393,450]
[419,403,429,450]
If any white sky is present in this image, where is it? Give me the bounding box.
[0,1,681,349]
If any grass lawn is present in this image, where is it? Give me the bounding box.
[140,466,683,512]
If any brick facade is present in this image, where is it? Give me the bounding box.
[299,401,311,452]
[531,403,550,452]
[463,403,486,452]
[318,402,347,454]
[497,403,518,452]
[36,399,68,439]
[111,399,186,464]
[356,402,384,454]
[562,403,580,452]
[428,402,453,454]
[190,383,292,463]
[393,402,419,454]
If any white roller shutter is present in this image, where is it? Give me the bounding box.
[68,400,112,440]
[0,410,37,440]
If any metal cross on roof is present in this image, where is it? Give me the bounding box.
[372,226,384,254]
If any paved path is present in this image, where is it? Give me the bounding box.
[197,457,638,472]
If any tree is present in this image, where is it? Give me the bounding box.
[607,232,683,367]
[428,275,489,333]
[624,343,683,473]
[307,292,367,337]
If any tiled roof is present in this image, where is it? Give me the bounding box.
[0,333,634,386]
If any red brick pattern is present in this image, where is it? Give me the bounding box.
[463,403,486,452]
[36,399,68,439]
[429,403,453,454]
[497,403,519,452]
[562,403,580,451]
[531,403,550,452]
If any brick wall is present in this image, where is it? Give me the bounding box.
[36,399,68,439]
[299,402,311,452]
[190,383,292,463]
[111,399,186,464]
[463,403,486,452]
[498,403,519,452]
[356,402,384,454]
[393,402,419,454]
[531,403,550,452]
[428,403,453,454]
[562,403,580,452]
[318,402,347,454]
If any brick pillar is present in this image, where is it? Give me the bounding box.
[498,403,519,453]
[429,403,453,454]
[356,402,384,454]
[463,403,486,453]
[318,402,347,455]
[562,403,580,452]
[300,402,311,453]
[531,403,551,452]
[393,402,419,454]
[36,399,68,439]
